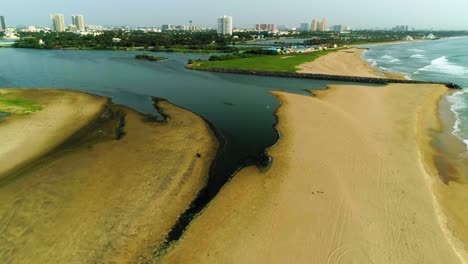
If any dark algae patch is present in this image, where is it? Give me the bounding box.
[135,54,168,62]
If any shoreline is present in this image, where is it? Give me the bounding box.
[160,83,464,263]
[297,47,407,79]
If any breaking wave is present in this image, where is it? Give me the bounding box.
[408,48,425,53]
[415,56,468,75]
[410,54,426,59]
[447,89,468,151]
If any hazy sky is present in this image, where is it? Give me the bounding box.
[2,0,467,30]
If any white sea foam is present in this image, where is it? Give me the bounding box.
[408,48,425,53]
[446,89,468,152]
[367,59,377,67]
[415,56,468,75]
[379,55,401,63]
[410,54,426,59]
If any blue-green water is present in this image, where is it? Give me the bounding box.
[362,37,468,151]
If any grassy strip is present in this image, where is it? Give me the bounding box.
[190,50,331,72]
[0,92,42,115]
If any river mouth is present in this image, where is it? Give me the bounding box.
[0,48,385,258]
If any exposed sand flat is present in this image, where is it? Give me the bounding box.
[297,48,404,79]
[0,89,107,180]
[0,92,218,263]
[161,84,463,264]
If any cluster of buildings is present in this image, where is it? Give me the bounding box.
[311,18,328,32]
[298,18,351,33]
[50,14,85,32]
[393,25,410,32]
[255,24,276,32]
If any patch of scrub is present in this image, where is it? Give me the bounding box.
[0,92,43,114]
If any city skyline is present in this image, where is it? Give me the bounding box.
[1,0,468,30]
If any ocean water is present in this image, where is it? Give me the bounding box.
[362,37,468,150]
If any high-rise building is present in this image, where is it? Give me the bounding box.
[311,19,319,31]
[321,17,328,31]
[50,14,66,32]
[311,18,328,32]
[299,23,309,32]
[217,16,233,35]
[71,15,85,31]
[0,16,6,31]
[332,25,344,32]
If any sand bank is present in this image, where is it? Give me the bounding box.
[0,89,107,180]
[161,84,463,263]
[297,48,404,79]
[0,90,218,263]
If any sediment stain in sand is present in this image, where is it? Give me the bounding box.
[160,84,462,264]
[423,93,468,261]
[0,89,218,263]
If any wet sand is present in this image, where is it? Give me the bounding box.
[297,48,405,79]
[427,93,468,260]
[160,83,464,263]
[0,90,218,263]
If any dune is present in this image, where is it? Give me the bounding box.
[160,84,464,264]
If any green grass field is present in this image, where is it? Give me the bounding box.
[191,50,331,72]
[0,92,42,115]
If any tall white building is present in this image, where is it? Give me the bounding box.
[71,15,85,31]
[217,16,233,35]
[50,14,66,32]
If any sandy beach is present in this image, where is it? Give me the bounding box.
[160,83,463,263]
[0,90,218,263]
[0,89,108,180]
[297,48,405,79]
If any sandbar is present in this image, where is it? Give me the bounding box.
[160,84,464,263]
[0,89,218,263]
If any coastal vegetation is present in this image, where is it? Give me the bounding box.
[11,30,468,53]
[0,91,42,114]
[189,50,331,72]
[135,54,168,61]
[12,31,240,53]
[249,30,468,46]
